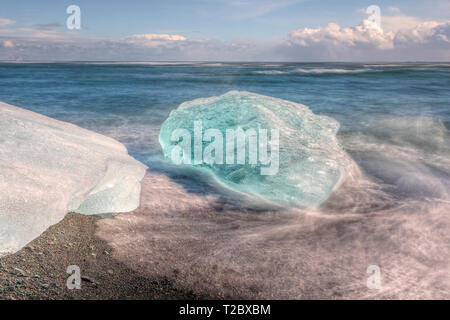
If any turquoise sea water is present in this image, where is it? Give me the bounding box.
[1,62,449,204]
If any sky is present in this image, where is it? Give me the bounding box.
[0,0,449,61]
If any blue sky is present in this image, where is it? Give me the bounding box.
[0,0,449,61]
[2,0,448,39]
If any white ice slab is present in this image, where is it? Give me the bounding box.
[0,102,147,257]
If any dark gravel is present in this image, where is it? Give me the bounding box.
[0,212,210,300]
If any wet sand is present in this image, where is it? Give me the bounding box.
[0,212,209,300]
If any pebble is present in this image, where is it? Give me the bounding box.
[13,267,27,277]
[81,276,95,283]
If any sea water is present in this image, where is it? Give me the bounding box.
[0,62,449,298]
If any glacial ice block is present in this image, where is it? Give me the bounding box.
[0,102,147,257]
[159,91,354,208]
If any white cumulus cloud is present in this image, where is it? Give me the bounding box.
[281,19,450,61]
[287,20,395,50]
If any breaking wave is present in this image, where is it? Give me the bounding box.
[253,68,372,75]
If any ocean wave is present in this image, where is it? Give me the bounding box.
[253,68,372,75]
[252,70,291,75]
[364,63,450,68]
[80,61,200,66]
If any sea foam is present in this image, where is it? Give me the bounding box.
[253,68,372,75]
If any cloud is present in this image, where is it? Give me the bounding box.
[281,19,450,61]
[2,40,14,48]
[395,21,448,44]
[129,34,186,41]
[34,22,63,30]
[382,15,424,32]
[0,14,448,61]
[287,20,395,50]
[0,27,70,40]
[124,34,188,49]
[0,18,15,27]
[0,27,267,61]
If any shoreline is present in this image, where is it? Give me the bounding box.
[0,212,210,300]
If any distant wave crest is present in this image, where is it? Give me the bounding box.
[253,68,372,75]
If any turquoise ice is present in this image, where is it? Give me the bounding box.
[159,91,355,208]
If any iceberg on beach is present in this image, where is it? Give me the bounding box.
[0,102,147,257]
[159,91,355,208]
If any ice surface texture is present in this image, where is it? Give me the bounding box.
[159,91,355,208]
[0,102,147,257]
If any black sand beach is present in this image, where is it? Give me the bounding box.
[0,212,208,300]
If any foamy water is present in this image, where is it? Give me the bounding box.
[95,173,449,299]
[253,68,373,75]
[95,116,450,299]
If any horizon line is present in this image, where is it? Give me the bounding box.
[1,60,449,63]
